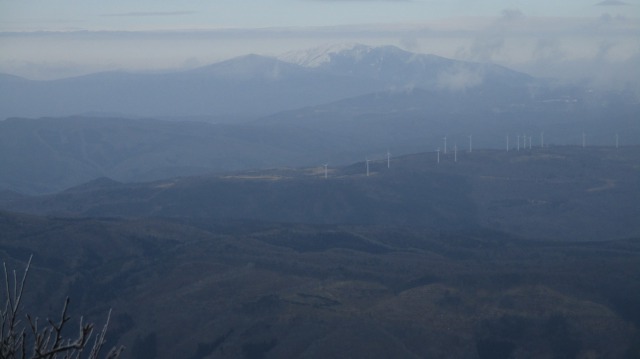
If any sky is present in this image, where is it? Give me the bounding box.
[0,0,633,30]
[0,0,639,88]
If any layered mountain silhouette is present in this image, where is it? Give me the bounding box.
[1,45,639,358]
[1,44,637,195]
[3,146,639,242]
[0,44,536,120]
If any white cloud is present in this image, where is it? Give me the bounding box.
[500,9,525,21]
[596,0,630,6]
[437,66,484,91]
[454,9,527,63]
[1,14,638,91]
[532,38,566,64]
[307,0,410,2]
[101,11,196,17]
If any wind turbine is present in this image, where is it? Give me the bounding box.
[436,148,440,164]
[387,150,391,169]
[529,136,532,150]
[517,135,520,151]
[454,143,458,163]
[366,158,370,176]
[506,134,509,152]
[468,135,472,153]
[323,163,328,179]
[443,136,448,154]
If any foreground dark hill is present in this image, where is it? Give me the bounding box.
[1,210,639,358]
[2,147,639,358]
[4,146,639,242]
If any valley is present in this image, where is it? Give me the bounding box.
[1,210,639,358]
[1,44,639,359]
[1,145,639,358]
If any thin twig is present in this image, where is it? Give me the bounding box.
[1,257,122,359]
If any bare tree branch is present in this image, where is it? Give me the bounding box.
[1,257,123,359]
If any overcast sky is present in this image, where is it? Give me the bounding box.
[1,0,639,88]
[0,0,634,30]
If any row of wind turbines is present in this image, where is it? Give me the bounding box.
[503,132,620,152]
[435,135,472,164]
[321,150,392,178]
[320,131,623,178]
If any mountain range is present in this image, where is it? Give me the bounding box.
[0,44,549,121]
[3,146,639,242]
[2,44,638,194]
[1,45,639,357]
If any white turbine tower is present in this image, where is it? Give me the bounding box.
[529,136,532,150]
[454,143,457,163]
[517,135,520,151]
[323,163,328,179]
[507,134,510,152]
[436,148,440,164]
[387,150,391,169]
[366,158,370,176]
[468,135,472,153]
[443,136,448,154]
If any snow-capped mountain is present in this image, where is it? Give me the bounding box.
[278,43,367,68]
[1,44,537,120]
[280,43,532,90]
[3,44,635,195]
[279,43,436,69]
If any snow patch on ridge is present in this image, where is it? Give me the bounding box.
[279,43,372,68]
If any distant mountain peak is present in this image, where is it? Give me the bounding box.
[279,43,375,68]
[186,53,309,81]
[279,44,451,74]
[62,177,122,194]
